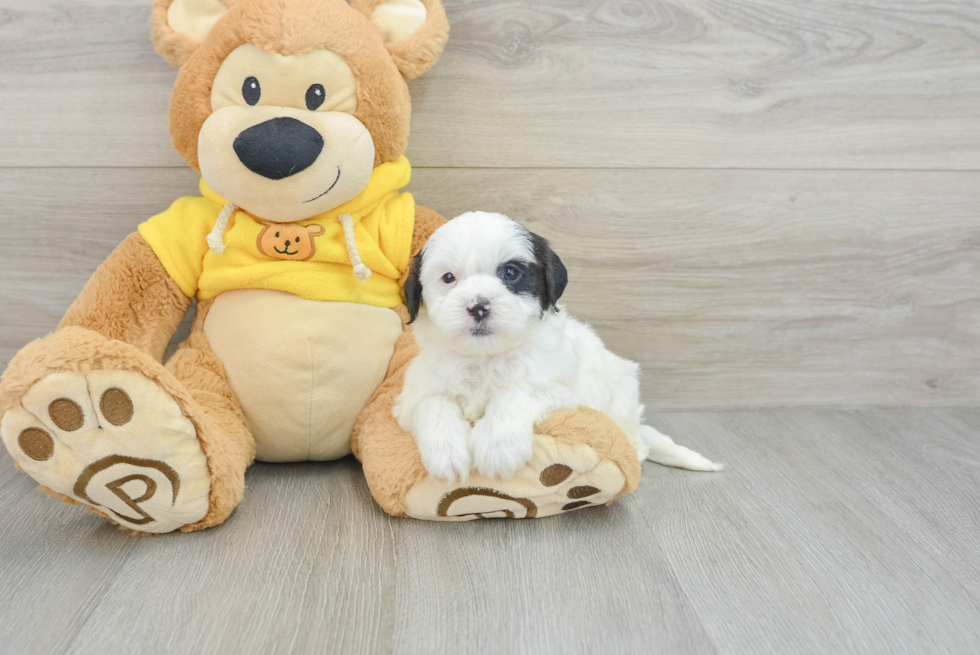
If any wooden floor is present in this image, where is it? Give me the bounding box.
[0,409,977,654]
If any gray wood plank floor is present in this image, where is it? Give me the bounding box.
[1,409,978,655]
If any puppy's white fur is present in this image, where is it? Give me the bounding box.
[395,212,721,481]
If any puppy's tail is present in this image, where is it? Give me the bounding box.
[639,425,723,472]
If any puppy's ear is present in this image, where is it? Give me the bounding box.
[530,232,568,312]
[404,252,425,323]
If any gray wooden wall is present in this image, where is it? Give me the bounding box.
[1,0,978,410]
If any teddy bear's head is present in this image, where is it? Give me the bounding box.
[152,0,448,223]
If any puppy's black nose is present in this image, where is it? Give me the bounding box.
[234,117,324,180]
[467,300,491,321]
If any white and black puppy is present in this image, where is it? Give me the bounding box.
[394,212,721,481]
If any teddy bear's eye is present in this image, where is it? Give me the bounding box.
[242,76,261,106]
[306,84,326,111]
[275,232,280,238]
[295,236,301,242]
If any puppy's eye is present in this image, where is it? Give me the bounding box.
[242,77,261,106]
[441,273,456,284]
[306,84,325,111]
[500,265,520,281]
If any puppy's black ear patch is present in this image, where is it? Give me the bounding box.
[530,231,568,312]
[404,252,425,323]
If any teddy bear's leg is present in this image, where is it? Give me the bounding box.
[0,235,253,533]
[350,310,431,515]
[351,312,642,520]
[160,298,255,530]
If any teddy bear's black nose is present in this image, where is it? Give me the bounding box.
[234,117,324,180]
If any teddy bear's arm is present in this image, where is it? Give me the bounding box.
[58,232,191,362]
[398,204,446,288]
[410,205,447,256]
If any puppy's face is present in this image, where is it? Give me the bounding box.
[405,212,568,356]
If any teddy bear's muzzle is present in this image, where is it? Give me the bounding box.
[233,117,324,181]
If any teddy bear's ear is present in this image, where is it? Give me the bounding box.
[352,0,450,80]
[151,0,233,68]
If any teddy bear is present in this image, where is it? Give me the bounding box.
[0,0,642,533]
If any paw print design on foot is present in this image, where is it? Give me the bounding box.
[1,370,210,533]
[404,433,631,520]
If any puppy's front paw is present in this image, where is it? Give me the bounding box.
[419,436,472,482]
[471,419,535,479]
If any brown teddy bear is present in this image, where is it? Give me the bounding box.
[0,0,641,533]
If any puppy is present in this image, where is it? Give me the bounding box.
[394,212,721,481]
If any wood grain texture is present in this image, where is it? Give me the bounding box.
[649,409,980,654]
[1,0,979,169]
[2,167,977,410]
[1,409,979,654]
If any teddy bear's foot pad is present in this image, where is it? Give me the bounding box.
[404,434,627,520]
[1,370,210,533]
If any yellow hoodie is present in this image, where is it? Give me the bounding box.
[138,156,415,308]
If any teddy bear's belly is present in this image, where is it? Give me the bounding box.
[203,289,403,462]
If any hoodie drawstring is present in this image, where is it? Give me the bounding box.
[206,202,238,255]
[338,213,372,283]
